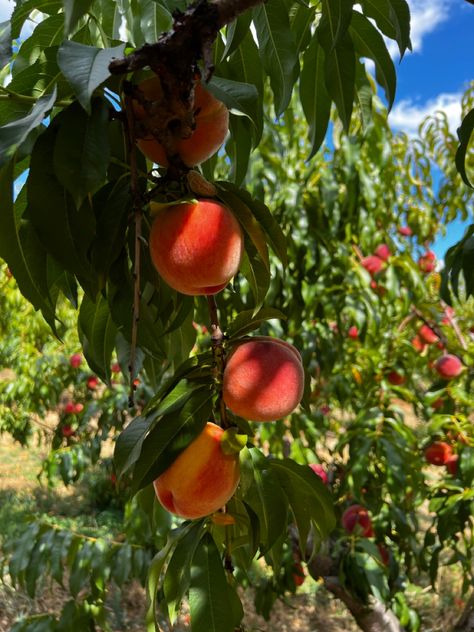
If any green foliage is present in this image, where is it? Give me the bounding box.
[0,1,473,631]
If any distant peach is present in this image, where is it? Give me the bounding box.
[87,375,99,390]
[435,354,463,379]
[362,255,384,276]
[149,199,243,296]
[62,424,75,438]
[446,454,459,476]
[425,441,452,466]
[342,504,373,537]
[153,422,240,519]
[374,244,391,261]
[292,562,306,587]
[398,226,413,237]
[64,402,75,415]
[222,337,304,422]
[387,371,405,386]
[411,335,426,353]
[69,353,82,368]
[309,463,328,485]
[419,324,439,344]
[348,326,359,340]
[418,250,436,273]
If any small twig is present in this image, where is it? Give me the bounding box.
[123,84,143,408]
[206,294,230,429]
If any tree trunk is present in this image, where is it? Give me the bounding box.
[324,577,405,632]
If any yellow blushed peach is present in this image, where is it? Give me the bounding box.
[149,199,243,296]
[222,337,305,422]
[133,77,229,167]
[153,422,240,520]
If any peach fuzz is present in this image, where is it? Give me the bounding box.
[153,422,240,520]
[149,199,243,295]
[222,336,304,422]
[133,77,229,167]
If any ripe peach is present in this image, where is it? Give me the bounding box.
[309,463,328,485]
[418,250,436,273]
[133,77,229,167]
[387,370,405,386]
[149,199,243,296]
[292,562,306,586]
[61,424,75,438]
[398,226,413,236]
[446,454,459,475]
[348,326,359,340]
[153,422,240,519]
[419,324,439,344]
[425,441,452,466]
[435,354,463,379]
[69,353,82,368]
[361,255,384,276]
[342,504,373,537]
[222,337,304,422]
[411,335,426,353]
[374,244,391,261]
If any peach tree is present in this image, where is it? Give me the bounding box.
[1,0,474,631]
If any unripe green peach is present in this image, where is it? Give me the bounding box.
[222,337,304,422]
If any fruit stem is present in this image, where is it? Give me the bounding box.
[207,295,230,428]
[123,83,143,408]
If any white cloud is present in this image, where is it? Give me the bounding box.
[0,0,13,22]
[389,91,463,135]
[387,0,453,58]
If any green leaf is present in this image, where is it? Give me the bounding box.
[387,0,412,58]
[222,11,252,60]
[226,115,252,186]
[27,123,98,294]
[207,76,259,131]
[189,534,243,632]
[163,522,204,622]
[53,98,110,208]
[57,41,125,113]
[78,293,117,383]
[349,11,396,109]
[455,107,474,188]
[300,32,331,158]
[441,224,474,302]
[145,525,193,632]
[63,0,94,36]
[12,15,64,75]
[0,88,57,168]
[131,387,213,492]
[242,448,288,552]
[291,4,315,55]
[11,0,62,39]
[269,458,336,555]
[226,306,286,339]
[239,241,270,311]
[0,163,56,329]
[253,0,299,116]
[318,3,355,130]
[0,20,11,70]
[216,185,269,271]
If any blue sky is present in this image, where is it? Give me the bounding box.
[386,0,473,259]
[1,0,472,258]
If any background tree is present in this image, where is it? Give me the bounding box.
[0,1,473,631]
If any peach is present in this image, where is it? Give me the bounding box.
[419,324,438,344]
[411,335,426,353]
[435,354,463,379]
[149,199,243,295]
[361,255,384,276]
[446,454,459,476]
[309,463,328,485]
[398,226,413,236]
[222,337,304,422]
[418,250,436,273]
[374,244,391,261]
[133,77,229,167]
[425,441,452,465]
[387,370,405,386]
[153,422,240,520]
[348,326,359,340]
[341,504,373,537]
